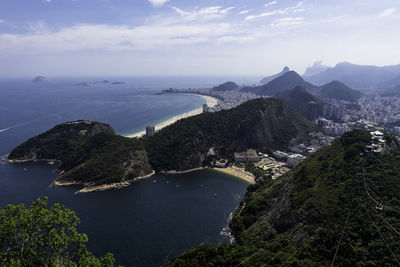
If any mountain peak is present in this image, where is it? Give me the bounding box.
[259,66,291,85]
[212,81,239,91]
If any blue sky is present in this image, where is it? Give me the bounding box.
[0,0,399,77]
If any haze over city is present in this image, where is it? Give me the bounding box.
[0,0,399,77]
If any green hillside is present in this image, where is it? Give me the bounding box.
[276,86,324,119]
[165,130,400,266]
[320,80,363,102]
[146,98,314,172]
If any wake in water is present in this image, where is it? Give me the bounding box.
[0,104,87,134]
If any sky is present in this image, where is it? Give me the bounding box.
[0,0,399,77]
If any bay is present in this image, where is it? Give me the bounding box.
[0,77,250,266]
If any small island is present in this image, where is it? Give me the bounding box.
[32,76,49,83]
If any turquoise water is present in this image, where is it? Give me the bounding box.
[0,78,250,266]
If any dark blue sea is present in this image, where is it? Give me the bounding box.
[0,77,251,266]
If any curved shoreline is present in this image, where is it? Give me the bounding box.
[125,94,219,138]
[212,167,255,184]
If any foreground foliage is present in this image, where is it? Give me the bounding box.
[0,198,117,266]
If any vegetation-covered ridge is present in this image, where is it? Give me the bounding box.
[146,98,314,172]
[165,130,400,266]
[320,80,364,102]
[276,86,324,119]
[6,120,115,163]
[5,120,153,191]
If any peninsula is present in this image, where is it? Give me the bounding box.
[4,98,314,193]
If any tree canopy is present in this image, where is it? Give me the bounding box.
[0,198,118,267]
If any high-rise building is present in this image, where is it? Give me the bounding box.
[307,101,317,120]
[146,126,155,137]
[202,104,209,113]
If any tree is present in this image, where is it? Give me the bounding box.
[0,198,117,267]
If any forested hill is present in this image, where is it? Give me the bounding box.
[5,121,153,191]
[165,130,400,266]
[146,98,314,172]
[276,86,324,119]
[320,80,363,102]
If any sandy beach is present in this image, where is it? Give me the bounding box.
[212,166,255,184]
[125,94,219,138]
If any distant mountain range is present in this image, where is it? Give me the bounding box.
[242,70,363,102]
[244,71,318,96]
[304,62,400,89]
[259,66,290,85]
[303,61,330,77]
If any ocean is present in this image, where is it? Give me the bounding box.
[0,77,252,266]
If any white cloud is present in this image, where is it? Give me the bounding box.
[148,0,170,7]
[220,7,235,14]
[171,6,230,20]
[0,19,17,28]
[0,21,250,54]
[246,10,287,20]
[295,0,307,8]
[45,0,52,2]
[377,8,396,18]
[239,10,250,15]
[271,17,304,27]
[265,1,277,8]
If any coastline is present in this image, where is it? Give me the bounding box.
[125,94,219,138]
[212,166,255,184]
[51,171,156,194]
[162,166,255,184]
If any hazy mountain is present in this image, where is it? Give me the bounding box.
[244,71,318,96]
[305,62,400,89]
[277,86,324,118]
[303,61,330,77]
[212,81,239,91]
[378,74,400,89]
[259,66,290,85]
[320,80,363,102]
